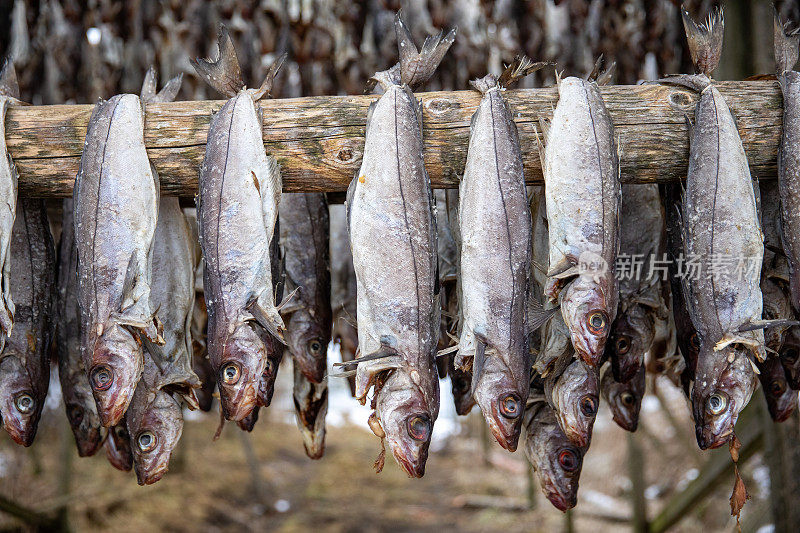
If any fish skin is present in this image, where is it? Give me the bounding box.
[146,197,200,406]
[279,193,331,384]
[662,183,699,393]
[329,204,358,396]
[105,415,133,471]
[347,15,453,477]
[601,362,645,432]
[757,355,797,423]
[457,67,532,452]
[0,200,55,446]
[57,198,103,456]
[665,10,764,449]
[292,362,328,459]
[775,12,800,312]
[523,399,585,512]
[542,76,620,368]
[544,357,599,448]
[0,60,20,343]
[190,295,215,412]
[194,36,284,422]
[126,353,184,485]
[74,92,159,427]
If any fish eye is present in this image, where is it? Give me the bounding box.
[453,377,470,393]
[782,347,799,363]
[615,335,631,355]
[706,392,728,415]
[558,448,580,472]
[137,431,157,452]
[689,333,700,350]
[770,379,787,396]
[14,393,34,414]
[407,415,431,442]
[263,358,274,376]
[586,311,608,336]
[580,395,597,417]
[620,392,636,407]
[115,425,129,440]
[307,339,324,355]
[67,404,84,424]
[499,394,521,419]
[90,365,114,392]
[221,363,241,385]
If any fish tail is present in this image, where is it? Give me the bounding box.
[682,7,724,76]
[395,12,456,90]
[191,25,244,98]
[587,55,616,85]
[140,66,183,104]
[0,58,19,99]
[251,53,287,101]
[470,55,550,94]
[774,8,799,74]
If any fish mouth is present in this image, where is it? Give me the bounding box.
[612,412,638,433]
[301,431,326,460]
[136,463,169,486]
[392,448,426,478]
[546,491,574,513]
[2,419,36,447]
[220,386,257,421]
[75,428,104,457]
[561,419,590,448]
[695,426,733,450]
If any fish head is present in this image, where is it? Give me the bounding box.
[128,390,183,485]
[105,420,133,471]
[64,389,104,456]
[524,407,583,512]
[758,357,798,423]
[472,354,526,451]
[0,355,43,446]
[217,323,267,421]
[286,309,329,383]
[607,305,653,382]
[779,327,800,389]
[691,344,757,450]
[562,277,614,367]
[375,369,436,478]
[552,360,599,448]
[601,364,645,432]
[292,365,328,460]
[448,363,476,415]
[89,324,143,427]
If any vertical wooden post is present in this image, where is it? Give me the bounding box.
[55,414,74,532]
[628,431,648,533]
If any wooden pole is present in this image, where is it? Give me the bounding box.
[628,432,648,533]
[2,81,783,197]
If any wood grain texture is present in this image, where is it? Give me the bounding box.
[2,81,783,197]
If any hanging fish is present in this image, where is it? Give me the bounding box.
[192,27,286,422]
[456,56,545,451]
[0,200,55,446]
[57,198,103,456]
[539,58,620,369]
[343,14,454,477]
[662,9,764,450]
[329,204,358,397]
[757,355,797,423]
[292,363,328,459]
[0,60,19,347]
[73,68,180,426]
[542,353,599,448]
[600,362,645,432]
[105,414,133,472]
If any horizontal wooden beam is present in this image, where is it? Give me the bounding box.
[3,81,782,197]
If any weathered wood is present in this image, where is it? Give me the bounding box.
[3,81,782,197]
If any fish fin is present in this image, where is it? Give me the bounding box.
[140,66,157,102]
[276,286,301,314]
[250,53,286,101]
[547,260,579,280]
[395,13,456,89]
[345,169,358,235]
[528,299,560,333]
[596,61,616,86]
[0,58,19,99]
[246,293,287,345]
[775,7,800,74]
[435,345,459,358]
[120,252,140,312]
[333,340,398,368]
[470,335,488,390]
[153,73,183,104]
[190,25,244,98]
[118,314,165,345]
[738,319,800,332]
[586,55,615,85]
[365,64,401,93]
[497,55,550,89]
[328,368,358,379]
[682,7,724,76]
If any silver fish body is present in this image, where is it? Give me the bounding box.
[0,199,55,446]
[57,198,103,456]
[0,61,19,341]
[74,93,160,427]
[542,76,620,368]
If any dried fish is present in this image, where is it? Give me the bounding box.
[601,362,645,432]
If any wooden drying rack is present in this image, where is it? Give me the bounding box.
[2,81,783,197]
